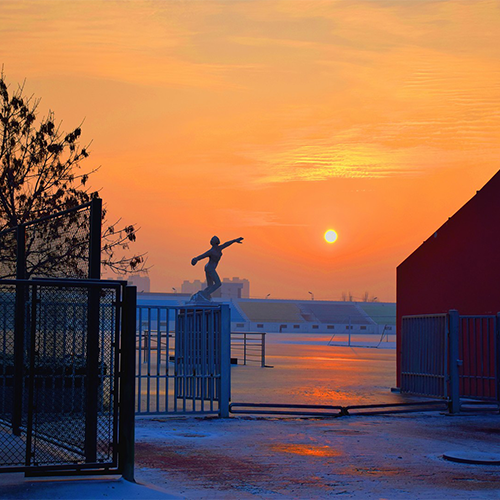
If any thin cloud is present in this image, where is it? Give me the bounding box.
[218,209,306,227]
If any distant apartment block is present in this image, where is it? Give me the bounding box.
[222,277,249,298]
[128,274,150,292]
[212,282,243,300]
[181,277,250,299]
[181,279,205,295]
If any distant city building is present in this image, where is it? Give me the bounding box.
[181,279,205,294]
[212,281,244,299]
[222,277,249,298]
[181,277,250,299]
[128,274,150,292]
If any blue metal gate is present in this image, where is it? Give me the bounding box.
[136,304,230,416]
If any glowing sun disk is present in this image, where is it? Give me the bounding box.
[324,229,338,243]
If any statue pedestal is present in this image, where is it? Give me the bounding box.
[188,291,218,306]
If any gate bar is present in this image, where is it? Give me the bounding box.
[220,305,231,417]
[12,224,26,436]
[449,309,460,414]
[84,288,100,462]
[497,313,500,404]
[119,285,137,482]
[25,284,38,466]
[89,197,102,280]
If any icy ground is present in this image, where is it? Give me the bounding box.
[2,411,499,499]
[135,412,500,499]
[132,334,500,499]
[0,474,176,499]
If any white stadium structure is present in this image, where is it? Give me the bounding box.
[137,293,395,335]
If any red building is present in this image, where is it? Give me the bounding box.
[396,170,500,387]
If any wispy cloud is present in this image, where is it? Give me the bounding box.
[2,0,499,187]
[217,208,306,227]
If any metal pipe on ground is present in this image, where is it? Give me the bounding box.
[229,400,448,417]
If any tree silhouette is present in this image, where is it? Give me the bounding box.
[0,72,145,278]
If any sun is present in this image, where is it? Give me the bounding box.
[324,229,338,244]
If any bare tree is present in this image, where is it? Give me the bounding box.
[0,72,146,277]
[341,291,354,302]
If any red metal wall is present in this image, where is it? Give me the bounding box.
[396,170,500,386]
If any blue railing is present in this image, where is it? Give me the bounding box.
[135,304,231,416]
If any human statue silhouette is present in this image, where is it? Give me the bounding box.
[190,236,244,302]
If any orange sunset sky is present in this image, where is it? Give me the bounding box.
[1,0,499,301]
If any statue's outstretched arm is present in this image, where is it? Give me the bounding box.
[191,249,212,266]
[220,237,244,250]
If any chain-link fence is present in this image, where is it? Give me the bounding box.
[0,229,17,281]
[0,283,18,464]
[0,199,101,280]
[0,279,134,473]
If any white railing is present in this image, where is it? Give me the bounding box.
[230,332,266,366]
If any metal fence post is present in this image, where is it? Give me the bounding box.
[496,313,500,404]
[348,316,351,346]
[24,284,38,466]
[448,309,460,414]
[89,197,102,280]
[85,285,100,462]
[119,285,137,481]
[12,224,26,436]
[219,304,231,418]
[261,333,266,368]
[243,332,247,365]
[84,198,102,461]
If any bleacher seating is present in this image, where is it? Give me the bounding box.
[237,301,304,323]
[357,303,396,325]
[299,302,371,325]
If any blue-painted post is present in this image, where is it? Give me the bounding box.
[219,304,231,417]
[261,333,266,367]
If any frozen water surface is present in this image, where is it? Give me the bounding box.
[231,333,402,407]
